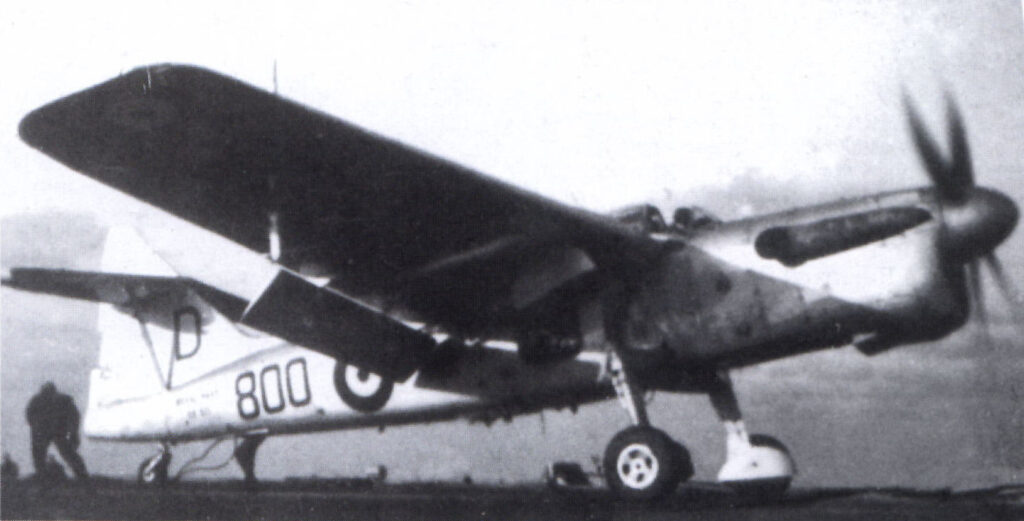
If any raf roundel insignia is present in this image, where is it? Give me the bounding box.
[333,362,393,413]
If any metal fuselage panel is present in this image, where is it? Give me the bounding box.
[83,344,610,443]
[618,188,965,376]
[81,188,967,441]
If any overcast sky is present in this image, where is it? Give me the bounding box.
[4,1,1023,220]
[2,1,1023,486]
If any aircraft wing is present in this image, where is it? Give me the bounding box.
[19,64,663,337]
[2,268,434,380]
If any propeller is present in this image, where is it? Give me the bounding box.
[982,253,1024,323]
[965,256,990,344]
[904,93,1019,344]
[905,94,974,203]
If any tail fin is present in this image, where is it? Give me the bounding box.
[86,227,278,438]
[91,226,179,405]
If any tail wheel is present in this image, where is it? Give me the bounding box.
[137,452,171,486]
[603,426,690,501]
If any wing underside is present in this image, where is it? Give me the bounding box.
[19,64,661,336]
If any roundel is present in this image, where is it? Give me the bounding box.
[333,363,393,413]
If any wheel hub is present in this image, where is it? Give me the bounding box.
[616,443,660,489]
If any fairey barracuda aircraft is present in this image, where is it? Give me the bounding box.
[3,64,1019,501]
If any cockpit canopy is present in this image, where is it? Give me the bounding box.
[612,204,667,234]
[672,206,720,233]
[612,204,721,235]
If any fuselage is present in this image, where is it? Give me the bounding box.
[82,185,1010,443]
[84,341,612,443]
[612,187,970,384]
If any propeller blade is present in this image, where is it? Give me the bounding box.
[982,254,1015,301]
[982,254,1024,324]
[903,93,969,202]
[905,94,954,200]
[979,253,1024,348]
[966,259,995,349]
[967,260,987,327]
[944,95,976,195]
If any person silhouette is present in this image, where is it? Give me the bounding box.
[1,452,19,482]
[25,382,88,480]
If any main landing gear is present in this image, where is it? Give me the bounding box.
[602,355,795,502]
[709,373,795,498]
[602,353,694,501]
[234,434,266,487]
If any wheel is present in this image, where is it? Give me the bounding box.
[719,434,794,500]
[672,440,695,482]
[603,426,690,501]
[137,452,171,486]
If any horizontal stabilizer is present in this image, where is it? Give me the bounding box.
[2,268,248,320]
[4,267,433,381]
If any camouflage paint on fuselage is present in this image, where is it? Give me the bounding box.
[613,187,966,386]
[65,188,977,442]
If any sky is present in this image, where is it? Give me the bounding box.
[4,1,1023,218]
[2,1,1024,487]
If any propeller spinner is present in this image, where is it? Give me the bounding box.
[904,94,1020,335]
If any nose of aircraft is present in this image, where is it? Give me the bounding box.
[941,187,1019,262]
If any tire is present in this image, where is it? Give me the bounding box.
[137,453,171,486]
[333,362,393,413]
[603,426,687,501]
[672,440,695,483]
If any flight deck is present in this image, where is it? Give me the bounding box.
[2,477,1022,521]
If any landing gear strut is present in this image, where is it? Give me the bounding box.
[234,434,266,486]
[137,443,172,486]
[710,371,795,498]
[602,353,694,501]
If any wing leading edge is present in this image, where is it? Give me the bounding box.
[19,64,663,335]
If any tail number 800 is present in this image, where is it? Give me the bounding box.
[236,358,311,420]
